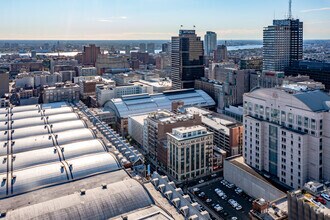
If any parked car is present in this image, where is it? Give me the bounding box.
[193,187,200,192]
[221,180,228,185]
[236,205,242,210]
[214,205,223,212]
[221,194,228,200]
[211,173,217,178]
[214,188,220,192]
[321,193,330,201]
[206,198,212,203]
[198,179,205,184]
[316,196,327,205]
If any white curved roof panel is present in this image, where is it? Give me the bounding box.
[0,125,49,142]
[0,106,73,122]
[50,120,86,133]
[0,105,39,115]
[68,153,120,179]
[62,139,105,159]
[56,128,95,145]
[0,113,79,131]
[0,155,7,174]
[10,162,69,196]
[0,120,87,142]
[11,148,60,172]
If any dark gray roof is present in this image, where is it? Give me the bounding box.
[4,179,156,220]
[293,90,330,112]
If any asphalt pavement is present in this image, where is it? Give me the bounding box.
[190,179,254,220]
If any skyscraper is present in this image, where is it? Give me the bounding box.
[147,43,155,54]
[82,44,101,66]
[263,18,303,71]
[214,44,228,62]
[171,30,204,89]
[139,43,146,52]
[204,31,217,56]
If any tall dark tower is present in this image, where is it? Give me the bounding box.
[171,30,204,89]
[263,0,303,71]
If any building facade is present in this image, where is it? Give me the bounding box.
[167,125,213,182]
[42,83,80,103]
[82,44,101,66]
[171,30,204,89]
[144,109,202,167]
[204,31,217,56]
[243,86,330,189]
[0,71,9,97]
[263,19,303,71]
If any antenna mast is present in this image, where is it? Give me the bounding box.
[288,0,292,19]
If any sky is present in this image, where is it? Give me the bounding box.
[1,0,330,40]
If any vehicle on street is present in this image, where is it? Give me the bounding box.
[214,204,223,212]
[316,197,327,205]
[193,187,200,192]
[199,179,205,184]
[206,198,212,203]
[321,193,330,201]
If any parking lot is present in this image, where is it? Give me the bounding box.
[190,179,254,220]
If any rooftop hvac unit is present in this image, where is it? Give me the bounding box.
[80,189,86,195]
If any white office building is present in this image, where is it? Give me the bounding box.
[167,125,213,182]
[243,86,330,189]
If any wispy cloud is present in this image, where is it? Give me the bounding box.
[98,19,113,23]
[300,7,330,13]
[97,16,127,23]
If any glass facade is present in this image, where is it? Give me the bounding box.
[269,125,278,176]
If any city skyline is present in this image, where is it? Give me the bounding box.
[1,0,330,40]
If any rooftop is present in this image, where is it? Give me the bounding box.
[0,102,178,219]
[245,87,330,112]
[170,125,211,140]
[104,89,215,118]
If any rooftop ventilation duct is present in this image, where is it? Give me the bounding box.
[172,198,181,207]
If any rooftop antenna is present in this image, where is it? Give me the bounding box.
[288,0,292,19]
[180,25,183,30]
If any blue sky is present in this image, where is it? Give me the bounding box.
[1,0,330,40]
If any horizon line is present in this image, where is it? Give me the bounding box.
[0,38,329,41]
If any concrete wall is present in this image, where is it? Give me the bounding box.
[224,157,286,202]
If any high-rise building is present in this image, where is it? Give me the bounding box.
[263,19,303,71]
[147,43,155,54]
[204,31,217,56]
[82,44,101,66]
[243,86,330,188]
[167,125,213,182]
[161,42,171,54]
[214,45,228,62]
[0,71,9,97]
[139,43,146,52]
[125,45,130,55]
[171,30,204,89]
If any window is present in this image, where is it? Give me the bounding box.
[304,117,309,128]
